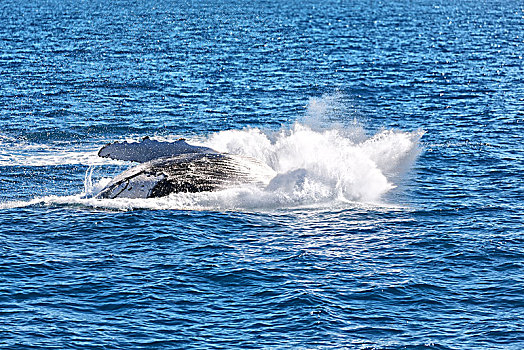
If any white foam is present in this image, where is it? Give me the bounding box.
[0,143,125,167]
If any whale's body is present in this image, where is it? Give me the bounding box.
[95,138,275,199]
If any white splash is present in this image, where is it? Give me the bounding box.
[202,122,423,207]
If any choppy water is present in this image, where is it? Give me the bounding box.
[1,0,523,348]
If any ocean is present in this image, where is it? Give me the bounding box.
[0,0,523,348]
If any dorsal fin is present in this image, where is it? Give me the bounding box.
[98,137,216,163]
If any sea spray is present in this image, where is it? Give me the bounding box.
[83,166,94,196]
[205,122,422,206]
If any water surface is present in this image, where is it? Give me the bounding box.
[1,0,523,348]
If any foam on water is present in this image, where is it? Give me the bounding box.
[1,96,424,211]
[0,142,125,167]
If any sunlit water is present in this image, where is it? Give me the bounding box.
[1,0,523,349]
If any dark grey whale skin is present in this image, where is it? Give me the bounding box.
[98,137,216,163]
[95,138,271,199]
[96,153,255,199]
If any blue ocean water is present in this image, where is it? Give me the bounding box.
[1,0,523,348]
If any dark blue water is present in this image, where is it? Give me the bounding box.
[1,0,523,348]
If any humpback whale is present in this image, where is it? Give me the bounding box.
[95,137,275,199]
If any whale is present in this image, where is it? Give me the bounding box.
[95,137,275,199]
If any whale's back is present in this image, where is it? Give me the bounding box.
[98,137,216,163]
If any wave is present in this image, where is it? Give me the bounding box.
[1,95,424,211]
